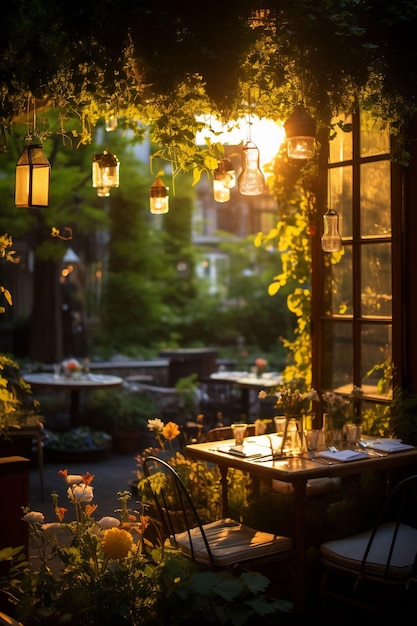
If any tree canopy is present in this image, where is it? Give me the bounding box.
[2,0,417,174]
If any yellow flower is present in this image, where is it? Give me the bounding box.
[162,421,180,441]
[102,527,133,560]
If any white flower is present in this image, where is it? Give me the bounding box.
[98,516,120,529]
[42,522,65,538]
[147,418,164,433]
[22,511,44,524]
[68,484,94,503]
[64,474,83,485]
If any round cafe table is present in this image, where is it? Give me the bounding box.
[23,372,123,427]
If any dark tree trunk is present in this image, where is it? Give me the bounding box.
[29,257,63,363]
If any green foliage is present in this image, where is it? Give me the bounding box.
[82,388,158,434]
[175,374,199,419]
[388,386,417,446]
[255,151,313,385]
[2,2,417,172]
[0,354,43,438]
[1,474,290,625]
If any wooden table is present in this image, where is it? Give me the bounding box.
[186,436,417,611]
[24,373,123,427]
[209,371,282,420]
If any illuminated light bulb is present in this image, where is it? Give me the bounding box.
[237,141,265,196]
[99,149,119,188]
[97,187,111,198]
[105,115,118,132]
[321,208,343,252]
[149,177,169,214]
[284,105,316,160]
[15,143,51,208]
[216,158,236,189]
[213,178,231,203]
[213,158,236,202]
[92,150,119,190]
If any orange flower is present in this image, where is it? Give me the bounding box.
[102,527,133,560]
[85,504,98,517]
[81,472,95,485]
[55,507,67,522]
[162,421,180,441]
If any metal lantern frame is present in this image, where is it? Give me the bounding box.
[15,143,51,208]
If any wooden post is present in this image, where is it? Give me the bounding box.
[0,456,30,559]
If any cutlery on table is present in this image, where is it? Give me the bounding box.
[356,440,386,456]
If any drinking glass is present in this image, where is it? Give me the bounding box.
[305,429,320,452]
[231,423,247,445]
[274,416,286,435]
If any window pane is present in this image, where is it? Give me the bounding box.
[329,115,353,163]
[324,246,353,316]
[361,324,392,397]
[328,165,352,237]
[360,110,390,157]
[361,243,392,316]
[321,322,353,389]
[360,161,391,236]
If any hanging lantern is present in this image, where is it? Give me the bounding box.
[91,149,119,188]
[149,177,169,214]
[105,115,118,132]
[216,158,236,189]
[15,143,51,208]
[284,105,316,160]
[92,150,119,196]
[237,142,265,196]
[213,178,231,203]
[99,148,119,188]
[321,208,342,252]
[92,153,111,197]
[213,158,236,203]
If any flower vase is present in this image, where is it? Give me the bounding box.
[282,416,304,456]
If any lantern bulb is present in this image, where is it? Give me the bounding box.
[284,105,316,160]
[149,177,169,214]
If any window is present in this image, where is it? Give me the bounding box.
[312,110,398,419]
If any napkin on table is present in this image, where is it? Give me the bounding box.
[318,449,368,462]
[369,439,415,453]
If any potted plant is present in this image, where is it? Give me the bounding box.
[83,388,158,454]
[0,355,43,457]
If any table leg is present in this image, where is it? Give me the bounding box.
[292,479,308,613]
[219,466,230,517]
[70,390,80,427]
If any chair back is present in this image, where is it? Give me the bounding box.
[142,455,215,566]
[360,473,417,581]
[206,424,256,442]
[199,378,244,426]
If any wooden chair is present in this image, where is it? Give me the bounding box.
[319,473,417,619]
[198,378,245,426]
[142,455,295,571]
[205,424,256,442]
